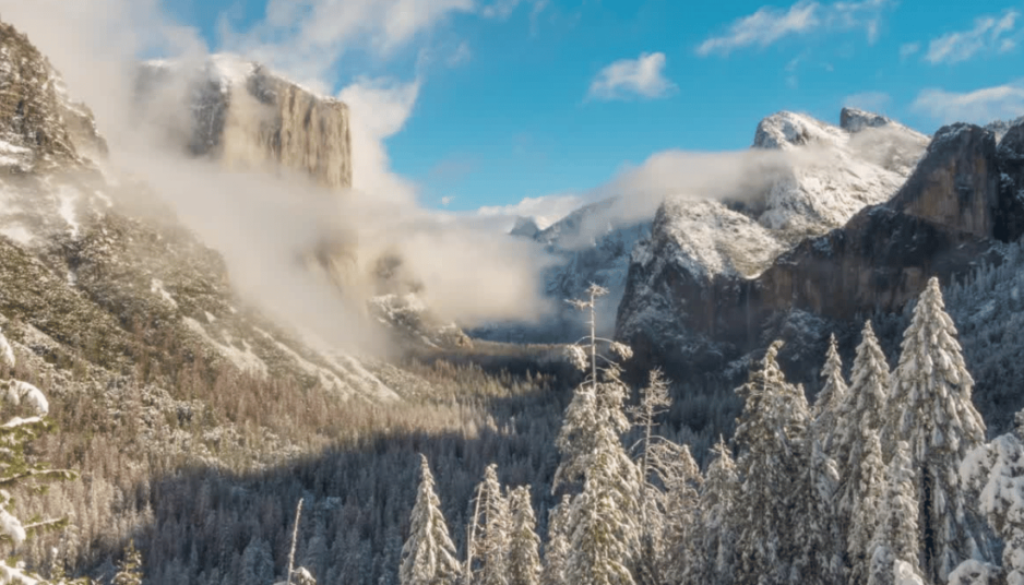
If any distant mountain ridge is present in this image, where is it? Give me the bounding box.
[475,107,928,344]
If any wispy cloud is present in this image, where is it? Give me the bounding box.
[447,41,473,66]
[843,91,891,112]
[899,41,920,60]
[697,0,890,57]
[217,0,475,91]
[925,9,1019,65]
[911,83,1024,125]
[587,52,677,101]
[481,0,524,19]
[474,193,584,229]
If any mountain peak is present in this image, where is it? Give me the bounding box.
[752,110,845,150]
[839,107,893,133]
[509,216,541,239]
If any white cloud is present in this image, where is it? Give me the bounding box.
[925,9,1019,65]
[218,0,476,91]
[474,193,584,229]
[843,91,891,112]
[447,41,473,66]
[337,77,422,205]
[698,0,890,56]
[482,0,524,19]
[440,196,455,206]
[911,83,1024,125]
[587,52,677,101]
[899,41,920,60]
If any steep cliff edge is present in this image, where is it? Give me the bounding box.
[617,121,1024,380]
[137,55,352,191]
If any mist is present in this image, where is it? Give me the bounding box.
[0,0,560,352]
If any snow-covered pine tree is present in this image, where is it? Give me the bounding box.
[731,340,813,585]
[0,339,77,585]
[556,284,642,585]
[471,464,510,585]
[507,487,541,585]
[113,540,144,585]
[686,438,738,585]
[0,325,15,376]
[541,496,571,585]
[846,431,887,585]
[564,422,643,585]
[400,454,462,585]
[628,369,672,585]
[794,438,844,585]
[835,321,890,536]
[658,444,702,585]
[883,277,989,583]
[812,333,848,453]
[868,441,922,585]
[555,284,635,491]
[958,410,1024,584]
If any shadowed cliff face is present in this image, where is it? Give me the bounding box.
[617,121,1024,378]
[136,57,352,191]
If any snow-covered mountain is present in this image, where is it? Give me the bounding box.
[475,107,928,344]
[617,117,1024,388]
[0,21,452,410]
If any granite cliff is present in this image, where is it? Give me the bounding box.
[617,120,1024,381]
[136,55,352,191]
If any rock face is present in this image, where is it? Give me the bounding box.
[0,21,106,171]
[137,55,352,191]
[617,120,1024,379]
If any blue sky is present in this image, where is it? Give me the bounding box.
[164,0,1024,217]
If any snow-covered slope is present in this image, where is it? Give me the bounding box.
[749,108,928,235]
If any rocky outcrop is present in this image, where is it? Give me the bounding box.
[137,56,352,191]
[0,21,106,171]
[617,120,1024,378]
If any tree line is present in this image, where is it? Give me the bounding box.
[400,278,1022,585]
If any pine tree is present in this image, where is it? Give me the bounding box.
[883,277,989,583]
[470,464,510,585]
[113,540,144,585]
[731,341,813,585]
[868,441,921,585]
[658,444,702,585]
[794,439,844,585]
[841,430,885,585]
[959,411,1024,584]
[555,284,642,585]
[628,369,672,585]
[835,321,891,546]
[0,351,76,585]
[541,496,571,585]
[812,333,848,452]
[507,487,541,585]
[687,438,738,585]
[400,455,462,585]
